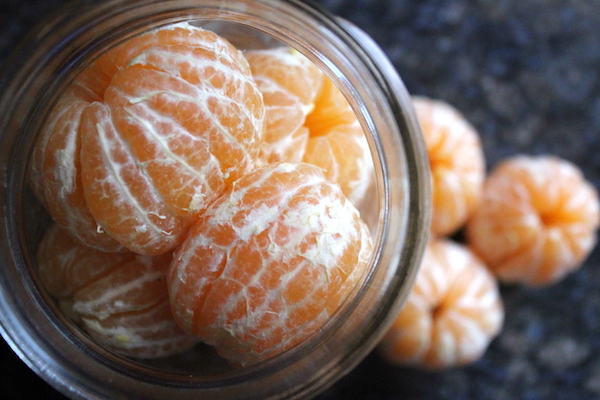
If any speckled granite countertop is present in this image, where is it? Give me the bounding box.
[2,1,600,399]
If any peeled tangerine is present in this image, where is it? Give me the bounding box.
[30,22,264,255]
[466,155,600,286]
[302,74,373,208]
[412,96,485,237]
[37,223,198,358]
[168,162,373,366]
[378,239,504,370]
[245,47,324,164]
[245,47,373,208]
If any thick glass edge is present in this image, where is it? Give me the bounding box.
[291,16,431,398]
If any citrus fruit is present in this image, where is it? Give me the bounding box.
[412,96,486,237]
[78,100,193,256]
[302,121,373,207]
[245,47,324,165]
[378,239,504,370]
[303,76,357,136]
[168,162,373,366]
[466,155,600,286]
[302,76,373,206]
[29,90,125,253]
[30,22,265,255]
[36,223,199,359]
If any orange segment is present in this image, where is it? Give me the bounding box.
[168,162,372,366]
[71,252,171,319]
[378,239,504,369]
[36,223,198,359]
[245,47,324,164]
[412,96,486,237]
[250,75,309,164]
[70,58,112,101]
[304,76,357,136]
[466,155,600,285]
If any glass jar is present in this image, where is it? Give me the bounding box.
[0,0,430,399]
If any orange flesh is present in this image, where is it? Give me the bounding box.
[30,92,125,252]
[303,122,372,206]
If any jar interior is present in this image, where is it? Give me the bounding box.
[1,1,427,398]
[20,17,384,376]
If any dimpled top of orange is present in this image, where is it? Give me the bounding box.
[303,76,357,137]
[30,22,265,255]
[412,96,485,237]
[378,239,504,370]
[466,155,600,286]
[302,75,373,207]
[37,223,198,359]
[245,47,324,165]
[168,162,372,366]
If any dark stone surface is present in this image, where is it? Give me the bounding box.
[2,0,600,399]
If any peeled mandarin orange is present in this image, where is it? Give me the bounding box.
[466,155,600,286]
[302,122,373,207]
[37,224,132,300]
[98,23,265,200]
[302,75,373,206]
[29,90,125,253]
[31,22,265,255]
[78,79,195,256]
[37,223,199,359]
[245,47,324,164]
[168,162,373,366]
[378,239,504,370]
[412,96,486,237]
[28,36,126,253]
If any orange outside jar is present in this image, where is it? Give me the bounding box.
[0,1,430,399]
